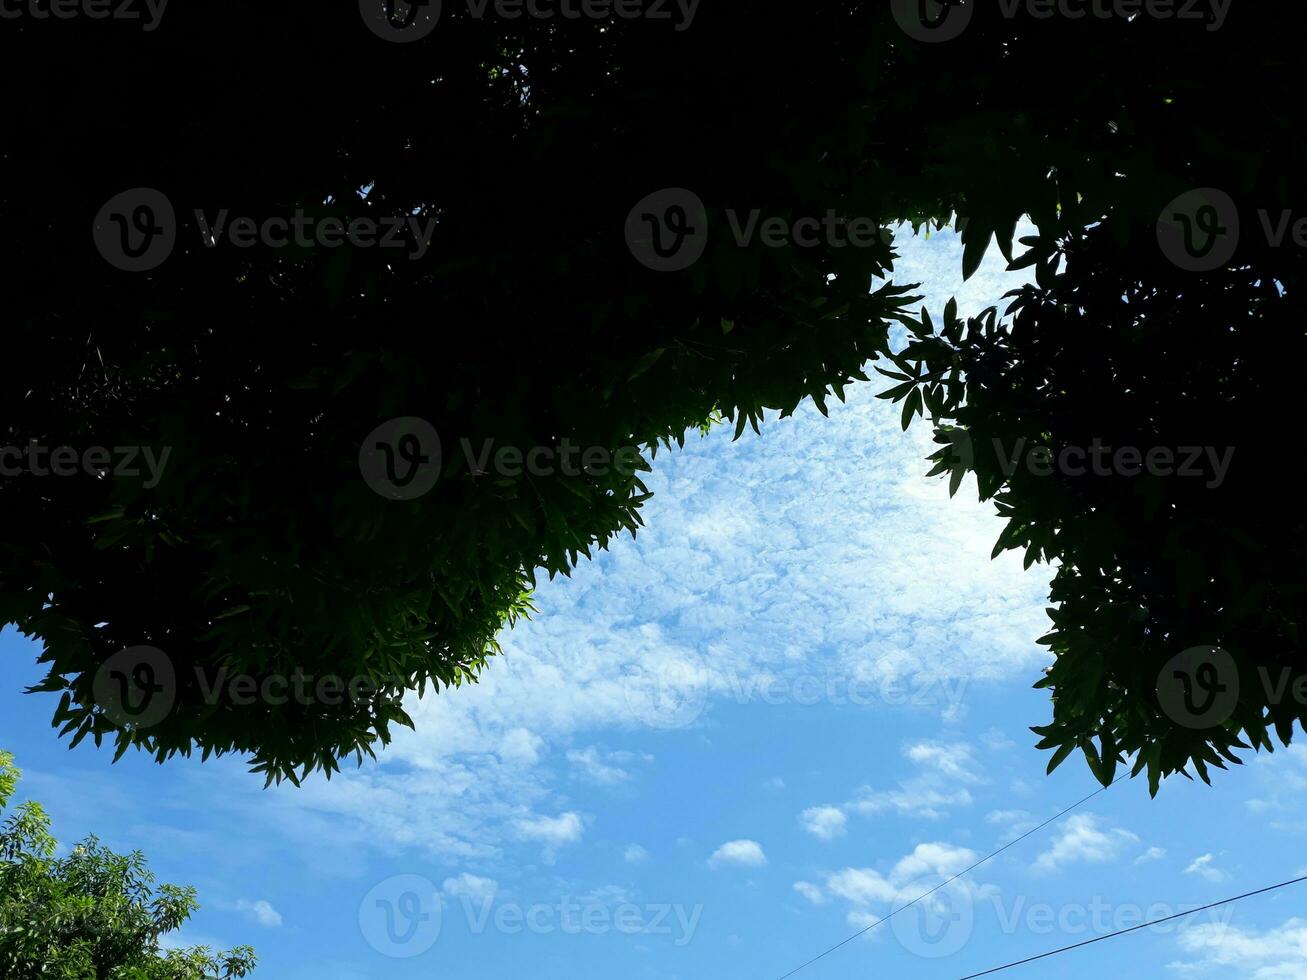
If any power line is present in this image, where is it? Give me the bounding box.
[956,872,1307,979]
[775,774,1126,980]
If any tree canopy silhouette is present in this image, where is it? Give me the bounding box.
[1,2,1300,790]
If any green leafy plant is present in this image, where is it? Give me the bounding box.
[0,750,256,979]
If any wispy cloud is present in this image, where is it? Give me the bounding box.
[565,746,631,784]
[1184,853,1230,884]
[1135,846,1166,865]
[234,899,282,928]
[847,741,983,820]
[1170,917,1307,976]
[793,881,826,905]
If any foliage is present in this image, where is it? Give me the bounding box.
[0,750,256,978]
[0,3,1301,789]
[879,13,1306,791]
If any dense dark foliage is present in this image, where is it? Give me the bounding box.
[1,1,1300,789]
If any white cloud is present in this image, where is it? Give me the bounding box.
[1032,814,1139,874]
[1135,846,1166,865]
[823,841,986,924]
[1184,853,1230,884]
[1170,917,1307,978]
[847,742,983,820]
[624,844,648,864]
[515,812,583,846]
[566,746,630,784]
[793,881,825,905]
[709,839,767,869]
[827,867,897,905]
[800,805,848,841]
[234,899,282,928]
[1245,746,1307,830]
[904,742,983,783]
[442,874,498,903]
[850,784,973,820]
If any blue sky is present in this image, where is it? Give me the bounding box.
[3,226,1305,979]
